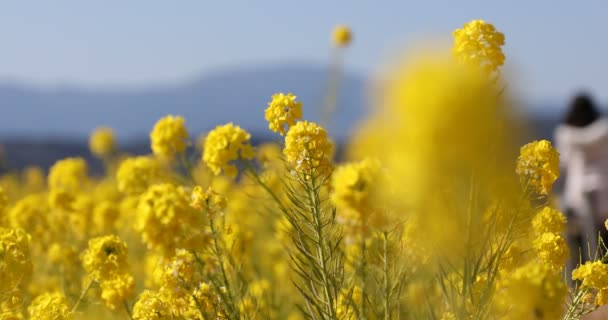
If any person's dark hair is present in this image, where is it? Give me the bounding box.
[563,94,600,127]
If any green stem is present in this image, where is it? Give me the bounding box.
[209,217,239,319]
[308,173,336,319]
[383,231,390,320]
[71,280,94,313]
[123,300,134,320]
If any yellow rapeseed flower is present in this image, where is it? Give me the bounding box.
[0,228,32,296]
[516,140,560,195]
[453,19,505,73]
[136,183,206,254]
[497,262,566,320]
[89,127,116,157]
[283,121,333,174]
[150,115,189,159]
[47,157,88,192]
[132,290,171,320]
[99,273,136,310]
[0,185,7,212]
[533,232,569,271]
[202,123,255,178]
[572,261,608,290]
[116,156,164,194]
[81,234,129,281]
[27,292,72,320]
[332,25,352,47]
[532,206,566,234]
[264,93,303,135]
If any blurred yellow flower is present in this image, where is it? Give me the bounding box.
[48,157,88,192]
[532,206,566,234]
[27,292,72,320]
[332,25,352,47]
[100,273,135,310]
[81,234,129,281]
[116,156,164,194]
[533,232,569,270]
[89,126,116,157]
[0,228,32,296]
[150,115,189,159]
[497,262,566,320]
[132,290,171,320]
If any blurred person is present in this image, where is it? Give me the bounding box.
[554,93,608,261]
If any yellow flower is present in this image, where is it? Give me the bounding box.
[136,183,206,254]
[48,157,88,192]
[81,234,129,281]
[116,156,164,194]
[0,186,7,212]
[532,206,566,234]
[48,189,75,211]
[453,19,505,73]
[283,121,333,173]
[332,25,352,47]
[7,194,49,242]
[89,126,116,157]
[92,201,120,234]
[497,262,566,320]
[27,292,72,320]
[190,186,226,215]
[132,290,171,320]
[264,93,303,135]
[516,140,560,195]
[100,273,135,310]
[331,158,381,212]
[0,228,32,296]
[150,115,189,159]
[202,123,255,178]
[533,232,569,271]
[572,261,608,289]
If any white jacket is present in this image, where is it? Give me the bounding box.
[554,118,608,219]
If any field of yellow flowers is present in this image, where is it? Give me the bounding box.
[0,20,605,320]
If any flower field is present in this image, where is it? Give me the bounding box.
[0,20,603,320]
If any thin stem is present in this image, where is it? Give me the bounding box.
[383,231,390,320]
[209,217,239,319]
[71,280,95,313]
[123,300,134,320]
[308,172,336,319]
[245,162,288,212]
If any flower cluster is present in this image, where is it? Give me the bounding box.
[116,156,164,194]
[572,261,608,305]
[453,19,505,73]
[283,121,333,174]
[150,115,189,159]
[516,140,560,195]
[332,25,352,47]
[89,126,116,157]
[202,123,255,178]
[264,93,303,135]
[135,183,207,254]
[81,235,135,309]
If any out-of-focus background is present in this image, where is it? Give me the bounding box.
[0,1,606,171]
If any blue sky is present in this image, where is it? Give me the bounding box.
[0,1,606,104]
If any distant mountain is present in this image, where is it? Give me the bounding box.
[0,63,368,142]
[0,62,570,172]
